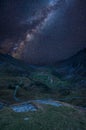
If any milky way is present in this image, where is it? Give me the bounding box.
[0,0,86,64]
[11,0,65,59]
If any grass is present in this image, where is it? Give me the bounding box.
[0,52,86,130]
[0,54,86,107]
[0,76,31,86]
[31,71,69,88]
[0,74,86,107]
[0,105,86,130]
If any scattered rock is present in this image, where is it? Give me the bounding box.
[10,99,63,112]
[11,103,37,112]
[24,117,29,121]
[0,102,4,110]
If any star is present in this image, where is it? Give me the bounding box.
[11,0,65,58]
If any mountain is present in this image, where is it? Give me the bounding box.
[51,49,86,80]
[0,49,86,130]
[0,49,86,107]
[56,48,86,66]
[0,53,34,76]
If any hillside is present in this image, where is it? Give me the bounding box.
[0,49,86,107]
[0,49,86,130]
[0,102,86,130]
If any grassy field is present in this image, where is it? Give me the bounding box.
[0,105,86,130]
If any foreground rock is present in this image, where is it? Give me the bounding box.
[11,103,37,112]
[0,102,4,110]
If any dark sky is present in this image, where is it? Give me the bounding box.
[0,0,86,65]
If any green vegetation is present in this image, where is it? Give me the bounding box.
[0,105,86,130]
[0,50,86,130]
[0,72,86,107]
[31,71,69,88]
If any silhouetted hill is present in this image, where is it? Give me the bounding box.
[55,48,86,67]
[52,49,86,78]
[0,53,34,76]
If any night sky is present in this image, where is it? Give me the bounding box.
[0,0,86,65]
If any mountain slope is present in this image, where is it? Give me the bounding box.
[0,53,35,76]
[0,49,86,107]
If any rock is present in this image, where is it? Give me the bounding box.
[11,103,37,112]
[0,102,4,110]
[24,117,29,121]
